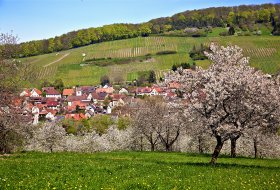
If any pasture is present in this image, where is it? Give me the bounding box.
[21,35,280,86]
[0,152,279,189]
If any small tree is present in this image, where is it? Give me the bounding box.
[148,70,156,83]
[133,96,165,151]
[157,103,185,151]
[228,26,235,35]
[37,123,66,152]
[172,64,178,72]
[100,75,110,86]
[53,79,64,91]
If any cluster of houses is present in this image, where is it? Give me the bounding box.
[19,82,181,122]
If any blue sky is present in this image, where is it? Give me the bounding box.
[0,0,278,42]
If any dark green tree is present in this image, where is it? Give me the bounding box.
[100,75,110,86]
[148,70,156,83]
[172,64,178,71]
[53,79,64,91]
[228,26,235,35]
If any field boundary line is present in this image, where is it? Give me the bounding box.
[43,53,70,68]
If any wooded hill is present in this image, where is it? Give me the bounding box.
[17,3,280,57]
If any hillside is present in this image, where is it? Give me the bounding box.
[18,3,280,57]
[0,152,279,189]
[21,33,280,87]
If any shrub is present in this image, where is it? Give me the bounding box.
[156,50,177,55]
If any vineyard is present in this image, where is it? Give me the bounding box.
[21,35,280,86]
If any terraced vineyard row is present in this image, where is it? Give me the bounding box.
[86,44,177,59]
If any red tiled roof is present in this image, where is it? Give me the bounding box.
[71,100,88,109]
[110,94,126,101]
[46,89,60,95]
[92,92,107,101]
[47,100,59,107]
[65,113,86,121]
[153,87,162,93]
[67,95,88,102]
[22,89,31,97]
[33,88,42,95]
[12,98,23,107]
[96,87,114,94]
[136,87,152,93]
[63,89,74,96]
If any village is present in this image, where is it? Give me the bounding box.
[18,81,181,123]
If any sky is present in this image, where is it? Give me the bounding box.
[0,0,279,42]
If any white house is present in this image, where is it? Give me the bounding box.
[46,112,55,121]
[107,105,112,114]
[45,89,61,99]
[119,88,129,95]
[76,87,82,96]
[30,88,42,97]
[149,89,159,96]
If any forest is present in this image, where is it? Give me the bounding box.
[17,3,280,57]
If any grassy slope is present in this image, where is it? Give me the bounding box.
[21,30,280,86]
[0,152,279,189]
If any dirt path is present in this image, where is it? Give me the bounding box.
[43,53,70,67]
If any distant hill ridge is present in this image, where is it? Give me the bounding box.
[18,3,280,57]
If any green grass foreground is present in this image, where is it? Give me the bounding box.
[0,152,279,189]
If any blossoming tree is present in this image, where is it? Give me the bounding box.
[165,43,280,164]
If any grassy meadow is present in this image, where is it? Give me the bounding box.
[21,30,280,86]
[0,152,279,189]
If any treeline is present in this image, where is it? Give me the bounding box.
[19,23,152,57]
[150,4,280,30]
[17,3,280,57]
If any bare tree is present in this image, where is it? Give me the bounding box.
[0,33,37,153]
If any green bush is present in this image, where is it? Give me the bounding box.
[156,50,177,55]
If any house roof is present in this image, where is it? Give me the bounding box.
[92,92,107,101]
[46,89,61,95]
[42,87,55,92]
[71,100,88,109]
[32,88,42,95]
[136,87,152,94]
[152,87,162,93]
[63,89,74,96]
[80,86,96,94]
[67,95,88,102]
[21,89,31,97]
[110,94,126,101]
[46,100,59,107]
[65,113,86,121]
[39,108,57,115]
[96,87,114,94]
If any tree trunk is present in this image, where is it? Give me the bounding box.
[230,136,240,158]
[150,143,155,151]
[166,144,172,152]
[254,138,258,158]
[210,136,224,165]
[140,136,143,151]
[198,136,203,153]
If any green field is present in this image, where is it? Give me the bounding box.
[21,34,280,86]
[0,152,279,189]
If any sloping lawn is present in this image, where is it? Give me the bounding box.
[0,152,279,189]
